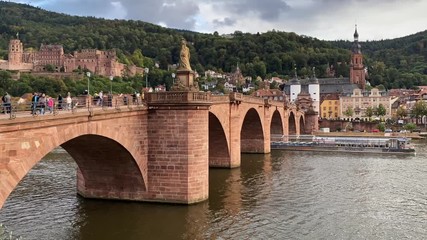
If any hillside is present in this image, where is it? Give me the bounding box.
[331,30,427,88]
[0,1,427,89]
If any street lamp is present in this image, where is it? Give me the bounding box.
[144,67,149,91]
[171,72,176,84]
[109,75,113,94]
[86,72,91,95]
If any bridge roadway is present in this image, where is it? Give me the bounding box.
[0,92,315,209]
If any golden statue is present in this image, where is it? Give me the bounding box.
[179,39,191,71]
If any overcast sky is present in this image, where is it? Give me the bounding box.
[10,0,427,41]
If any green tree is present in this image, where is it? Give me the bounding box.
[374,104,387,118]
[45,64,55,72]
[377,122,386,132]
[404,123,417,132]
[130,49,145,67]
[344,106,354,118]
[396,106,407,119]
[365,106,374,119]
[410,100,427,124]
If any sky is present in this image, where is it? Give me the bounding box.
[10,0,427,41]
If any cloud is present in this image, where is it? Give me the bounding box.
[14,0,201,30]
[212,18,236,28]
[225,0,291,21]
[8,0,427,40]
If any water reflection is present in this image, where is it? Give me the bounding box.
[0,142,426,239]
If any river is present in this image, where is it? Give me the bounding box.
[1,141,426,239]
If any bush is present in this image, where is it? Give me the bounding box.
[377,122,386,132]
[404,123,417,132]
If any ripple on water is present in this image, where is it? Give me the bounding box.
[1,144,427,239]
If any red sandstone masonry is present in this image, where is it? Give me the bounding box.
[0,94,309,209]
[0,109,148,209]
[147,107,209,204]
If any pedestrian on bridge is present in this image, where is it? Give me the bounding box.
[66,92,72,111]
[57,94,63,110]
[38,93,46,115]
[2,92,11,114]
[1,94,5,114]
[47,96,54,114]
[31,93,39,114]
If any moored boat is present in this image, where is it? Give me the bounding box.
[271,135,416,155]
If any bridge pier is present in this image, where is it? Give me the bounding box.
[146,92,211,204]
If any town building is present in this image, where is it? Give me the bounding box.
[0,38,144,77]
[204,70,225,79]
[320,93,340,119]
[154,85,167,92]
[339,88,398,120]
[228,64,245,86]
[253,82,286,101]
[282,26,367,116]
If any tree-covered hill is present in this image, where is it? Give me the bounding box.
[0,1,427,89]
[331,30,427,88]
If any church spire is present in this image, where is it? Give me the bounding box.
[353,24,359,41]
[351,25,361,54]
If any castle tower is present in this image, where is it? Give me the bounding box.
[350,25,366,89]
[8,38,23,67]
[308,67,320,115]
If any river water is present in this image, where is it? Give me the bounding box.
[1,142,426,240]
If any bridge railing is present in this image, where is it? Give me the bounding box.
[210,92,284,107]
[0,95,145,120]
[146,91,211,104]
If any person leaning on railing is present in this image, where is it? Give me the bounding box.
[2,92,11,114]
[1,93,5,114]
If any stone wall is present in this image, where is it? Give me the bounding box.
[147,106,209,204]
[319,119,378,132]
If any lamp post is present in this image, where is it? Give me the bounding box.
[109,75,113,94]
[144,67,149,91]
[86,72,91,95]
[171,72,176,84]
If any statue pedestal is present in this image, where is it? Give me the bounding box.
[172,69,199,92]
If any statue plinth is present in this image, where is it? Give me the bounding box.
[171,69,199,92]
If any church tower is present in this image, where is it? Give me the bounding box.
[8,36,23,67]
[349,25,366,89]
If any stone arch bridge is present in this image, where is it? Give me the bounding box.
[0,92,317,209]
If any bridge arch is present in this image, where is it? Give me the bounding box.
[270,109,284,136]
[289,111,297,135]
[299,115,305,134]
[240,108,265,153]
[62,134,146,198]
[0,114,148,209]
[208,112,231,167]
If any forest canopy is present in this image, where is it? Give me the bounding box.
[0,1,427,94]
